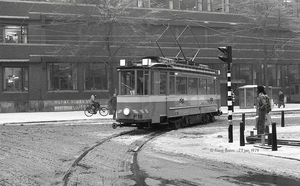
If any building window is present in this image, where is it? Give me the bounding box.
[168,0,173,9]
[151,0,166,8]
[207,0,212,11]
[4,25,27,43]
[197,0,203,11]
[137,0,150,7]
[47,63,78,90]
[84,63,107,90]
[3,67,28,92]
[180,0,197,10]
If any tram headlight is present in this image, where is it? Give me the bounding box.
[123,108,131,116]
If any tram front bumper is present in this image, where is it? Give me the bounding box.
[116,118,152,125]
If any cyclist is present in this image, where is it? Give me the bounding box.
[90,94,99,114]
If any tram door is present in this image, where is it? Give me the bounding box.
[166,73,176,117]
[150,71,168,123]
[159,71,168,120]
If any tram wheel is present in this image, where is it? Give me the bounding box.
[202,114,210,124]
[174,120,181,129]
[181,117,189,128]
[137,125,144,129]
[112,123,119,129]
[209,114,216,122]
[169,119,181,130]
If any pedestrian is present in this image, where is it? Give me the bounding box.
[256,86,271,135]
[109,93,117,120]
[278,91,285,108]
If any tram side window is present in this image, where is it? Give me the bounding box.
[151,71,160,95]
[160,72,167,95]
[188,78,198,95]
[176,77,187,95]
[169,75,175,94]
[207,79,215,94]
[199,79,207,95]
[120,71,135,95]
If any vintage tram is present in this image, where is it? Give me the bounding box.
[113,56,222,129]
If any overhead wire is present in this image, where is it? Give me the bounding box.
[2,2,300,48]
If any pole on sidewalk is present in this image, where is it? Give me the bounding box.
[281,111,285,127]
[242,113,245,131]
[272,122,277,151]
[228,124,233,143]
[268,133,272,146]
[240,121,245,146]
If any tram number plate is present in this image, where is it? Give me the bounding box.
[133,113,143,119]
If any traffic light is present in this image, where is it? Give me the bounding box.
[218,46,232,64]
[218,46,233,143]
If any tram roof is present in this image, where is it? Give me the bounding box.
[117,56,219,75]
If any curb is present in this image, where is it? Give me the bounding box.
[1,118,114,125]
[221,109,300,117]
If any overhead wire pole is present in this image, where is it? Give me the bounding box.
[218,46,233,143]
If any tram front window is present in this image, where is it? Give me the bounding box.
[137,71,144,95]
[120,71,135,95]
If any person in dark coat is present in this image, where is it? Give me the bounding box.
[109,93,117,120]
[278,91,285,108]
[256,86,270,135]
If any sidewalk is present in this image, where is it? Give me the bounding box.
[1,103,300,125]
[221,103,300,115]
[0,111,113,125]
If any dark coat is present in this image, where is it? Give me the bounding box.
[109,96,117,110]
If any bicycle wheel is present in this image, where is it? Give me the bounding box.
[84,106,93,117]
[99,107,109,116]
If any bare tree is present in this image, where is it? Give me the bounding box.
[49,1,151,95]
[230,0,297,90]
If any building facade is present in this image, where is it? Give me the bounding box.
[1,0,300,112]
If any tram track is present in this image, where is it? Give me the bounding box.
[62,128,168,186]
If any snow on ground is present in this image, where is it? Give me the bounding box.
[149,125,300,179]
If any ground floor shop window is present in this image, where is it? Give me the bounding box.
[47,63,78,91]
[84,63,107,90]
[3,67,28,92]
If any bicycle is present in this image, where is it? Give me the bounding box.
[84,104,109,117]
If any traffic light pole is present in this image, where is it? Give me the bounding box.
[226,46,233,143]
[227,66,233,143]
[218,45,233,143]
